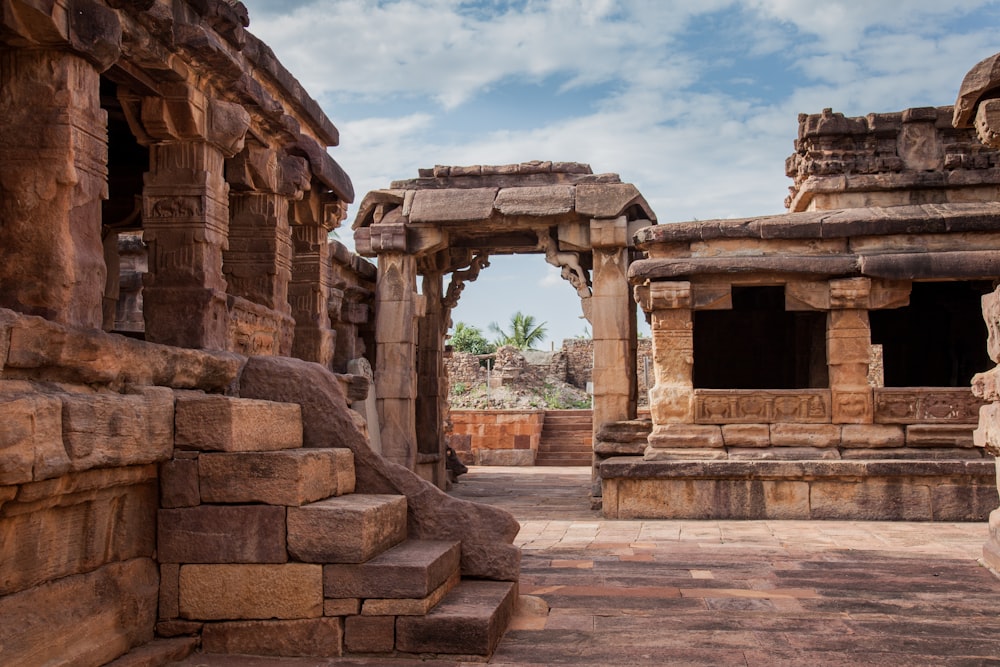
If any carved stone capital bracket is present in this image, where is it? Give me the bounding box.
[228,141,279,193]
[443,253,490,309]
[367,223,408,254]
[786,278,911,311]
[1,0,122,71]
[539,230,590,298]
[278,154,311,199]
[119,84,249,156]
[634,280,692,312]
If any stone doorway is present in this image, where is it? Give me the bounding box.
[352,162,656,492]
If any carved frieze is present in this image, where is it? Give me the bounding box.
[694,390,831,424]
[874,388,985,424]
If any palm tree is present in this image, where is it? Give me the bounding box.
[489,311,548,350]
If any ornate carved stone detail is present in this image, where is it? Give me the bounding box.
[539,231,590,298]
[830,277,871,309]
[443,253,490,309]
[874,388,985,424]
[694,390,832,424]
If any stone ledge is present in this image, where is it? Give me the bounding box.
[601,456,996,480]
[601,457,998,521]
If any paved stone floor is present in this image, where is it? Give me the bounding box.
[171,466,1000,666]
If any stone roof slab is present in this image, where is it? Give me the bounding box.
[494,185,574,217]
[576,183,653,220]
[409,188,499,223]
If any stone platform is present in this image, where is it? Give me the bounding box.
[169,466,1000,666]
[600,457,998,521]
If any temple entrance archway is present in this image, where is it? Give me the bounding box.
[352,162,656,492]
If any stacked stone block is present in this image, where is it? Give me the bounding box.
[158,392,516,659]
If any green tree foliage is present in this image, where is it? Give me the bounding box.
[489,311,548,350]
[449,322,496,355]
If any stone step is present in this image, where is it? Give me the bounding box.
[535,456,592,466]
[395,580,518,657]
[324,539,460,600]
[199,448,355,506]
[174,392,303,452]
[287,494,407,563]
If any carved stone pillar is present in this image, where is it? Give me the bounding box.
[973,287,1000,570]
[590,217,636,494]
[225,144,295,356]
[636,280,724,459]
[125,85,250,349]
[369,217,419,467]
[289,190,342,366]
[828,278,874,424]
[374,248,420,469]
[416,273,448,486]
[0,49,107,329]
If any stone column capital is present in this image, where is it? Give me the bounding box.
[590,215,628,248]
[120,85,249,156]
[634,280,692,312]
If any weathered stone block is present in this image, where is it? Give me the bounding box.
[721,424,770,447]
[324,540,459,600]
[0,558,157,667]
[606,477,810,519]
[931,483,998,521]
[831,389,873,424]
[157,505,288,564]
[61,387,174,471]
[201,618,343,657]
[727,447,840,460]
[770,423,841,448]
[345,614,395,653]
[0,393,66,484]
[287,494,406,564]
[647,424,723,449]
[576,183,642,219]
[159,456,201,508]
[362,569,460,616]
[324,598,361,616]
[494,185,573,216]
[590,216,628,248]
[174,393,303,452]
[409,188,498,223]
[840,424,905,448]
[475,448,535,466]
[905,424,975,447]
[0,470,157,596]
[160,563,180,620]
[395,580,517,656]
[810,479,932,520]
[179,564,323,620]
[199,448,354,506]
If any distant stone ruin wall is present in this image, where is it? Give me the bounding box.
[563,338,652,404]
[785,106,1000,212]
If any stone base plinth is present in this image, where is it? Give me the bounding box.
[600,457,997,520]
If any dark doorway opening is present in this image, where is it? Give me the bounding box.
[871,281,993,387]
[694,285,827,390]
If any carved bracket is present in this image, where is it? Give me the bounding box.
[539,231,590,298]
[443,253,490,308]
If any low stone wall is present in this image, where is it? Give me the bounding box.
[449,410,545,466]
[601,458,997,520]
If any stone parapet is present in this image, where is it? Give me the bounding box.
[449,409,545,465]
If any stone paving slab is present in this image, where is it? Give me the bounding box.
[169,466,1000,666]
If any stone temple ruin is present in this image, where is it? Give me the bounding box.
[5,0,1000,664]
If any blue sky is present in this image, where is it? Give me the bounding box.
[240,0,1000,347]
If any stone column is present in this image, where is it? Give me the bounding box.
[973,287,1000,570]
[225,144,295,356]
[828,278,874,424]
[372,222,420,468]
[289,190,343,366]
[130,86,250,349]
[590,217,637,495]
[637,281,725,459]
[0,49,107,329]
[415,273,448,486]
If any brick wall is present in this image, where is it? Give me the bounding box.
[448,409,545,465]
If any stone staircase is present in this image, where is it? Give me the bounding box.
[155,392,517,661]
[535,409,593,466]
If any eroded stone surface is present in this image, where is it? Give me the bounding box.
[179,564,323,621]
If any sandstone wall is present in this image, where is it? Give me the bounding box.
[449,410,545,466]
